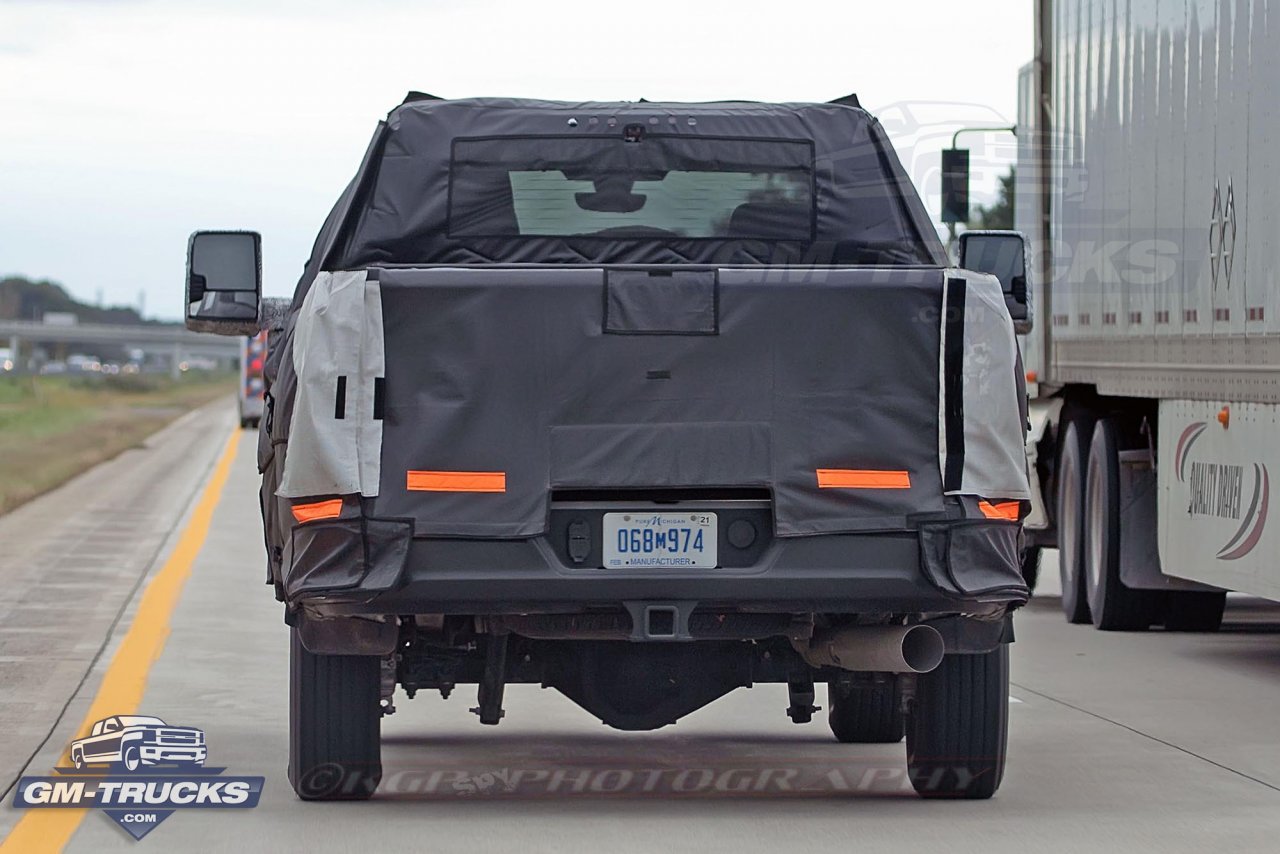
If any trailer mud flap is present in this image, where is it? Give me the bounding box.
[918,521,1027,600]
[284,517,412,604]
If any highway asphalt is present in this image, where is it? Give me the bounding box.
[2,399,1278,852]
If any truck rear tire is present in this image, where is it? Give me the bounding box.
[905,646,1009,799]
[1083,419,1159,631]
[1164,591,1227,632]
[1056,419,1093,624]
[288,627,382,801]
[828,678,903,743]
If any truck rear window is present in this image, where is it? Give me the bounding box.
[448,135,815,240]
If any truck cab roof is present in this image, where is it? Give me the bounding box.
[296,97,945,303]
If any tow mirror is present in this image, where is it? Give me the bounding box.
[186,231,262,335]
[958,230,1032,335]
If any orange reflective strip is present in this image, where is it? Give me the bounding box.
[291,499,343,524]
[978,500,1021,521]
[406,470,507,493]
[816,469,912,489]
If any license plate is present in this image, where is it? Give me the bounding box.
[602,513,718,569]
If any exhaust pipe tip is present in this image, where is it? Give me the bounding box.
[794,623,948,674]
[900,625,946,673]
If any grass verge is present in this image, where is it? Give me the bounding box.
[0,372,236,515]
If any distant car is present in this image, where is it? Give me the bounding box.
[239,331,267,429]
[69,715,206,771]
[39,360,67,375]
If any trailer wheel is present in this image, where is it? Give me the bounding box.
[1056,419,1093,623]
[828,678,903,743]
[1083,419,1159,631]
[288,627,382,800]
[1164,591,1227,632]
[906,646,1009,799]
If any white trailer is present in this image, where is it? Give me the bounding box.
[1015,0,1280,630]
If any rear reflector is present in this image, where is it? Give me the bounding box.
[291,499,343,524]
[406,470,507,493]
[978,500,1020,521]
[816,469,911,489]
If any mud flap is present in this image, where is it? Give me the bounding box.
[297,615,399,656]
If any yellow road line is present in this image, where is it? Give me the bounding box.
[0,429,241,854]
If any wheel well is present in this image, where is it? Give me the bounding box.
[1036,385,1159,545]
[1060,385,1157,450]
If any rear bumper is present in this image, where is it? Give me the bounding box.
[238,396,264,419]
[287,515,1028,619]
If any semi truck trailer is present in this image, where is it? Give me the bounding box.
[1013,0,1279,630]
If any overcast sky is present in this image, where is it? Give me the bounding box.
[0,0,1031,320]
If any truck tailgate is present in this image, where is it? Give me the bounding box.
[368,266,947,538]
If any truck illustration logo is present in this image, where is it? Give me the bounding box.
[70,715,207,772]
[12,713,261,841]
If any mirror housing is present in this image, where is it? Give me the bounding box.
[958,230,1033,335]
[186,231,262,335]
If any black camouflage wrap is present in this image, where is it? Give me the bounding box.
[255,98,1025,612]
[371,265,947,538]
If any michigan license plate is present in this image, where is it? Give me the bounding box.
[602,513,718,569]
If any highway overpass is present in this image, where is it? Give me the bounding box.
[1,318,241,373]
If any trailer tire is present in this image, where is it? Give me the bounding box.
[1164,591,1227,632]
[828,678,904,744]
[1056,419,1093,624]
[288,627,382,801]
[906,646,1009,800]
[1083,419,1159,631]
